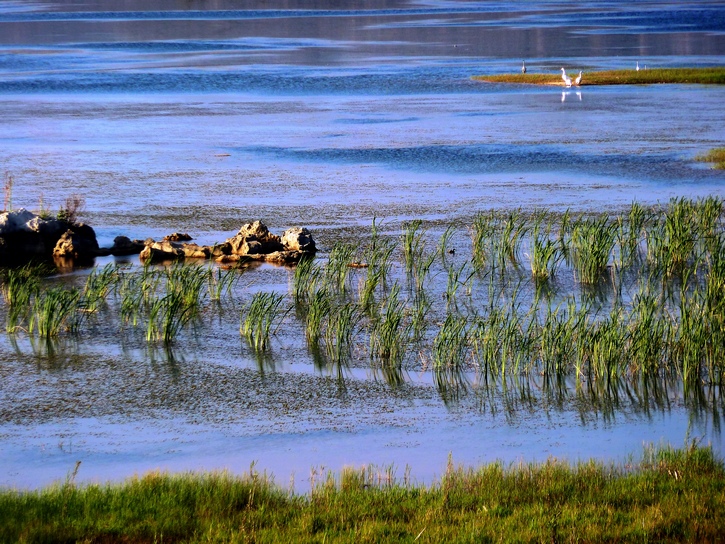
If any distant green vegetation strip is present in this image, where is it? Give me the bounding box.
[2,445,724,543]
[697,147,725,169]
[473,67,725,85]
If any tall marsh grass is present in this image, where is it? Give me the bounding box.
[241,292,288,351]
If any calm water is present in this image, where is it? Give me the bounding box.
[1,0,725,491]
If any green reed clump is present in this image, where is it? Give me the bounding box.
[206,266,240,301]
[292,253,321,304]
[410,291,432,341]
[497,209,528,266]
[365,216,396,283]
[432,313,469,369]
[3,264,44,332]
[579,306,629,380]
[323,301,361,364]
[617,201,649,267]
[240,292,288,352]
[325,243,356,293]
[164,263,208,313]
[2,263,44,306]
[571,216,616,284]
[529,220,562,282]
[305,288,331,346]
[663,197,698,270]
[369,284,410,367]
[471,211,496,270]
[694,195,723,247]
[401,219,426,273]
[444,262,473,308]
[627,289,671,375]
[29,287,83,338]
[437,224,456,262]
[401,220,435,291]
[470,310,504,374]
[471,210,529,270]
[118,272,147,326]
[79,263,119,313]
[145,291,197,344]
[538,299,586,376]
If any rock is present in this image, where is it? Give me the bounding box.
[163,232,193,242]
[210,242,231,257]
[241,238,264,255]
[217,249,305,265]
[262,250,306,264]
[0,209,36,233]
[281,226,316,252]
[52,229,100,260]
[227,220,283,255]
[237,221,280,245]
[139,241,185,264]
[109,236,146,256]
[179,243,210,259]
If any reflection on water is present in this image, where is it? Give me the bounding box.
[428,362,724,436]
[561,90,582,102]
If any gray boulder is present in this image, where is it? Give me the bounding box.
[281,226,316,252]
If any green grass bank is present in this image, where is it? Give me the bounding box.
[2,444,724,543]
[473,67,725,86]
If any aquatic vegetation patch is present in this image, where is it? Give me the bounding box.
[697,147,725,169]
[2,197,725,406]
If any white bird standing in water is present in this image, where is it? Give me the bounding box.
[561,68,572,87]
[575,70,582,85]
[522,60,526,74]
[636,61,640,71]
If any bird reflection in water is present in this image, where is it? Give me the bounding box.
[561,91,582,102]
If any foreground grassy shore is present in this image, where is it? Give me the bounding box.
[472,67,725,86]
[2,445,724,543]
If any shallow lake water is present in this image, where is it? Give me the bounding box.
[1,0,725,491]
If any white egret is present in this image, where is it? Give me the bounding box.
[575,71,582,85]
[636,61,640,71]
[561,68,572,87]
[522,60,526,74]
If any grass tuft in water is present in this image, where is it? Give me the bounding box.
[145,291,196,344]
[432,313,469,370]
[369,283,411,368]
[240,292,288,352]
[207,266,240,302]
[325,243,357,293]
[29,287,82,338]
[571,216,616,284]
[323,301,361,365]
[2,264,44,332]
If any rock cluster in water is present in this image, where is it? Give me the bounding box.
[0,210,316,267]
